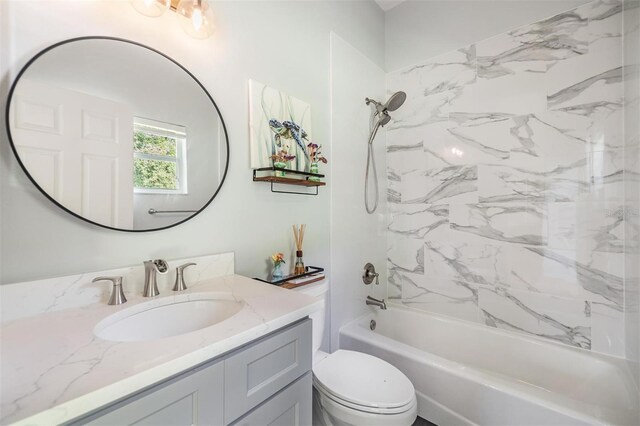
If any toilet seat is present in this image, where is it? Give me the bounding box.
[313,386,418,426]
[312,350,416,415]
[314,377,416,415]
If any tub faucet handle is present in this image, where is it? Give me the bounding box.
[93,276,127,305]
[173,262,197,291]
[363,263,379,285]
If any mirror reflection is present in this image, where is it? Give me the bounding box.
[7,37,228,231]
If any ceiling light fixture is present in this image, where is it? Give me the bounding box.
[131,0,215,39]
[176,0,215,39]
[131,0,170,17]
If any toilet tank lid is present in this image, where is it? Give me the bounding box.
[293,279,328,297]
[313,349,415,409]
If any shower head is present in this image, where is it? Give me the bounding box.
[385,91,406,112]
[365,91,407,115]
[378,112,391,127]
[364,92,405,214]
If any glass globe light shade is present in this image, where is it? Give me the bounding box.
[131,0,171,17]
[176,0,215,39]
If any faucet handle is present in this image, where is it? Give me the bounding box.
[92,276,127,305]
[363,263,379,285]
[153,259,169,274]
[173,262,197,291]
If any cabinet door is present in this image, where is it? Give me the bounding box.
[224,319,312,424]
[232,373,312,426]
[74,361,224,426]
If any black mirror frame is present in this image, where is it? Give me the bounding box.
[4,36,230,233]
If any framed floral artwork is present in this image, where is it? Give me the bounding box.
[249,79,312,171]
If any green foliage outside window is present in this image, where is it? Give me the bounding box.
[134,131,177,156]
[134,158,177,190]
[133,131,178,190]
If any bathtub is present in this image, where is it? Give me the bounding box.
[339,306,639,426]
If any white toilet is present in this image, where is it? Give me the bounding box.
[296,280,417,426]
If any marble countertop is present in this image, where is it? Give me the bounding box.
[0,274,322,425]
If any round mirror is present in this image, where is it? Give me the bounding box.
[6,37,229,232]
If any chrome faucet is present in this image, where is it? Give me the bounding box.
[366,295,387,310]
[143,259,169,297]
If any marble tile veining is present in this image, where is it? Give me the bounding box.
[548,66,624,110]
[423,236,506,288]
[479,287,591,349]
[389,204,449,239]
[401,273,481,323]
[388,266,403,300]
[547,200,625,252]
[524,247,623,306]
[450,203,547,246]
[388,234,425,274]
[402,165,478,204]
[476,9,588,80]
[396,46,476,99]
[386,0,632,356]
[478,164,547,202]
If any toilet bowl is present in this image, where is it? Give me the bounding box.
[295,281,417,426]
[312,349,417,426]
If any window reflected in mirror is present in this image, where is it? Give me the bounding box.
[133,118,187,194]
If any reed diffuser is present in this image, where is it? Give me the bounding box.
[293,224,306,275]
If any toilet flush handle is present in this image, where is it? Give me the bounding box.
[362,263,379,285]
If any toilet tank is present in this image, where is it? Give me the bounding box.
[294,280,328,354]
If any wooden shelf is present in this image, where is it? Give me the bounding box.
[252,167,326,195]
[253,176,326,187]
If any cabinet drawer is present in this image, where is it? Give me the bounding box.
[224,319,312,424]
[232,373,312,426]
[71,360,224,426]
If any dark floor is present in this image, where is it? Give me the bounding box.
[412,416,438,426]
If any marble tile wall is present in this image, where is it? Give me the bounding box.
[623,0,640,374]
[386,0,637,357]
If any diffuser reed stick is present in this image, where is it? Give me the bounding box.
[293,224,306,274]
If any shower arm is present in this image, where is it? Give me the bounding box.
[365,97,381,108]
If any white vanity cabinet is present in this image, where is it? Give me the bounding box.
[68,319,312,426]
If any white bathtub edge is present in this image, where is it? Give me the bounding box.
[339,308,639,426]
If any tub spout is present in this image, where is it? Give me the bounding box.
[366,295,387,310]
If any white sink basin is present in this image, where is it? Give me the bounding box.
[94,293,244,342]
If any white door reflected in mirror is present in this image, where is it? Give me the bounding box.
[12,79,134,229]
